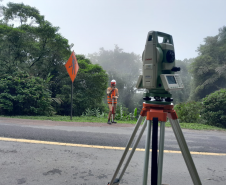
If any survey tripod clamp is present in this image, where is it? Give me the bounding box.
[107,103,202,185]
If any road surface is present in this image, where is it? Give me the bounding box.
[0,117,225,185]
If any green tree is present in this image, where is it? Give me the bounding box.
[56,55,108,116]
[88,45,142,112]
[174,101,202,123]
[200,89,226,128]
[0,71,53,116]
[2,2,43,25]
[0,3,109,117]
[0,2,72,104]
[189,26,226,101]
[0,2,71,80]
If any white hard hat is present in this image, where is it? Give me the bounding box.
[111,79,116,85]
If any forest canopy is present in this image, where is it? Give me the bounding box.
[0,2,108,116]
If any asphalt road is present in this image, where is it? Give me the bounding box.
[0,117,226,185]
[0,118,225,153]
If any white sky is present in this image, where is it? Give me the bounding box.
[1,0,226,60]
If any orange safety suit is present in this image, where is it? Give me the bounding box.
[107,87,119,104]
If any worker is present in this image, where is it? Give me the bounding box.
[107,80,119,124]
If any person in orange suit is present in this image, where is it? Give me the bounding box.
[107,80,119,124]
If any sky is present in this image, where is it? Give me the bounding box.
[1,0,226,60]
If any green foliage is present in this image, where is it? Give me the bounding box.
[0,2,73,116]
[115,104,137,121]
[88,45,142,113]
[3,115,226,130]
[0,3,108,117]
[56,55,108,116]
[115,104,128,120]
[82,108,103,117]
[200,89,226,127]
[189,26,226,101]
[81,107,106,121]
[0,72,53,115]
[174,101,202,123]
[2,2,44,25]
[83,108,95,117]
[133,108,137,117]
[0,2,71,81]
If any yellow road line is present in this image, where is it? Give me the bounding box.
[0,137,226,156]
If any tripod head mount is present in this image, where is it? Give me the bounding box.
[136,31,184,105]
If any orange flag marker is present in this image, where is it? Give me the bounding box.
[65,51,79,82]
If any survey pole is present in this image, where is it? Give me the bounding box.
[65,51,79,120]
[71,81,73,120]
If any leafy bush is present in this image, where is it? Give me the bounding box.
[81,104,138,122]
[83,108,95,117]
[55,55,108,116]
[81,107,106,119]
[174,101,202,123]
[115,104,129,120]
[133,108,138,120]
[200,89,226,127]
[0,72,54,116]
[115,104,137,121]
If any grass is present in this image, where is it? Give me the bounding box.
[0,115,137,124]
[1,115,226,131]
[165,121,226,131]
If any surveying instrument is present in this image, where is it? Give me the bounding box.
[107,31,202,185]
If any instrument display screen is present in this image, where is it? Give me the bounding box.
[166,76,177,84]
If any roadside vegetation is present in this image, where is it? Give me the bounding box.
[2,103,226,131]
[0,3,226,130]
[1,115,225,131]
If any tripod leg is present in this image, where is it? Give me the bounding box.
[157,121,165,185]
[151,118,158,185]
[109,115,144,185]
[118,119,147,181]
[169,118,202,185]
[142,120,152,185]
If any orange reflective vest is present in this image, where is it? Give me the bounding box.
[107,87,119,104]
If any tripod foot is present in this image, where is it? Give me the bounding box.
[107,178,120,185]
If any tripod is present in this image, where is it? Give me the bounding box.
[108,102,202,185]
